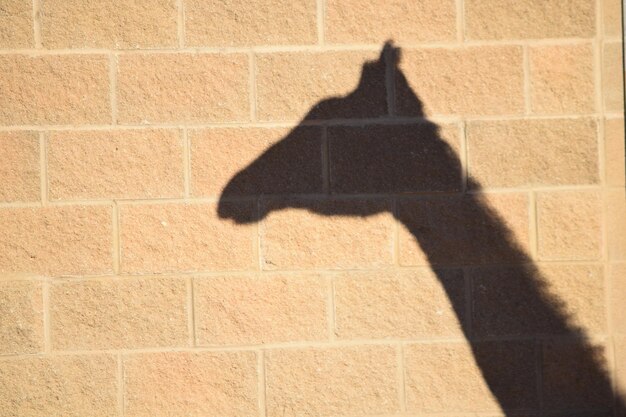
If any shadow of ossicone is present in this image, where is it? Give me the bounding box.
[217,41,624,415]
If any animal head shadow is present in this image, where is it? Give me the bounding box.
[217,41,463,223]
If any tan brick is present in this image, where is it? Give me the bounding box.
[398,193,530,266]
[328,123,462,193]
[471,264,605,337]
[41,0,177,48]
[265,346,398,416]
[117,54,249,123]
[185,0,316,46]
[190,127,323,197]
[542,340,613,410]
[195,274,327,345]
[467,118,598,188]
[261,199,394,270]
[48,129,184,200]
[397,46,524,116]
[120,202,255,273]
[51,277,187,350]
[606,118,625,186]
[0,0,33,48]
[607,189,626,260]
[530,44,595,114]
[0,281,43,355]
[256,51,386,121]
[405,341,537,412]
[0,355,117,417]
[604,42,625,112]
[325,0,456,43]
[465,0,595,39]
[0,55,110,125]
[124,351,257,417]
[611,264,626,334]
[334,268,465,339]
[0,131,39,202]
[537,190,602,260]
[0,206,113,275]
[603,0,623,37]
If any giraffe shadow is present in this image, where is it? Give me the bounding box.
[217,41,624,416]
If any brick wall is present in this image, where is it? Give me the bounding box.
[0,0,624,416]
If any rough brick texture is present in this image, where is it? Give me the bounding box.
[465,0,596,39]
[397,46,525,116]
[194,274,329,345]
[120,202,256,273]
[0,131,40,202]
[0,1,623,415]
[261,199,394,269]
[0,55,110,125]
[0,206,113,275]
[265,346,398,416]
[0,0,33,48]
[41,0,178,49]
[405,341,537,412]
[0,280,43,355]
[185,0,316,46]
[124,351,258,417]
[50,277,188,350]
[117,54,250,123]
[467,118,598,188]
[529,43,595,114]
[536,190,602,260]
[256,51,385,120]
[325,0,456,43]
[334,268,465,339]
[0,355,117,417]
[48,129,184,200]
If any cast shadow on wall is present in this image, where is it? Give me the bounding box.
[217,42,624,415]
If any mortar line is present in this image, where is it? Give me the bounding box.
[529,190,539,260]
[112,202,121,274]
[0,332,611,359]
[0,113,615,131]
[12,258,611,283]
[392,197,399,265]
[460,121,469,192]
[39,132,47,205]
[595,41,604,116]
[536,339,544,415]
[0,37,603,55]
[109,54,118,124]
[248,52,257,121]
[182,128,191,198]
[610,335,620,412]
[463,267,473,340]
[316,0,325,44]
[396,343,407,412]
[258,350,267,417]
[187,277,196,346]
[256,199,263,271]
[456,0,465,43]
[0,183,608,209]
[117,353,124,417]
[32,0,41,48]
[327,276,336,340]
[523,44,532,115]
[42,279,51,352]
[385,41,396,116]
[321,126,330,193]
[177,0,185,48]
